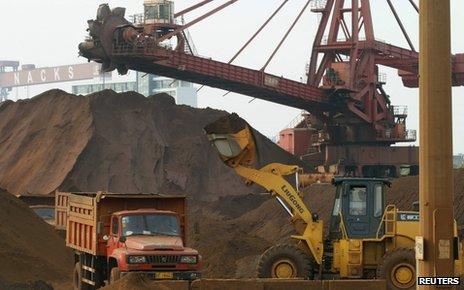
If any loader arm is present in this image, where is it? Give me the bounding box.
[205,114,324,264]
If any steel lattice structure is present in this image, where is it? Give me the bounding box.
[79,0,464,177]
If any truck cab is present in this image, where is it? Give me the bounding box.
[106,209,201,281]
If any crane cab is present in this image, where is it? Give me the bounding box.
[144,0,175,24]
[328,178,391,240]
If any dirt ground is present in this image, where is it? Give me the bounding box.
[1,90,463,288]
[0,189,73,288]
[0,90,306,287]
[100,273,172,290]
[0,89,306,200]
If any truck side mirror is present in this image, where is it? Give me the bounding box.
[119,236,126,243]
[97,221,104,235]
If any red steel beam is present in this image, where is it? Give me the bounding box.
[400,54,464,87]
[409,0,419,13]
[157,0,239,43]
[261,0,311,71]
[314,41,419,62]
[214,0,290,98]
[229,0,289,64]
[112,45,328,110]
[386,0,416,51]
[174,0,213,18]
[312,35,464,87]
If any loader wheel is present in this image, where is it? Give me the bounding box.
[257,244,314,279]
[377,248,416,290]
[110,267,121,284]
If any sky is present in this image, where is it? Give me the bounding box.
[1,0,463,153]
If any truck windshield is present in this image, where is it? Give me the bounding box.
[121,214,180,237]
[31,208,55,220]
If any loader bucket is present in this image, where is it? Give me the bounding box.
[207,134,243,159]
[205,114,257,168]
[205,113,313,172]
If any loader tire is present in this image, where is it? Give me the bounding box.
[257,244,314,279]
[110,267,121,284]
[377,248,416,290]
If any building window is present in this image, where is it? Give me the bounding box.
[180,81,191,87]
[115,83,124,92]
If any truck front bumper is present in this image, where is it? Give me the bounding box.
[121,271,201,281]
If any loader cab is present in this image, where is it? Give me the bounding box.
[328,178,390,240]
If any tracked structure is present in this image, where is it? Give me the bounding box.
[79,0,464,177]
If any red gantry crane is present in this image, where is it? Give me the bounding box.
[78,0,464,177]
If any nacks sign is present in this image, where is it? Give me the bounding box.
[0,63,103,88]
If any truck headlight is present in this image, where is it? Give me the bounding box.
[180,255,197,264]
[128,256,147,264]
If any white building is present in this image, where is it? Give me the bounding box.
[70,71,198,108]
[136,73,197,107]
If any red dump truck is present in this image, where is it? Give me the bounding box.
[55,191,201,290]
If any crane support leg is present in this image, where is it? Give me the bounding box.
[418,0,455,287]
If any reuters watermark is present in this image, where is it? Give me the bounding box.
[417,277,461,286]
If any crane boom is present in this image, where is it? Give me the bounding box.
[111,46,328,111]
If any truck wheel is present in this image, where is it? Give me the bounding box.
[257,244,314,279]
[73,262,91,290]
[110,267,121,284]
[377,248,416,290]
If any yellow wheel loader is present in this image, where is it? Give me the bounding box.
[204,114,464,290]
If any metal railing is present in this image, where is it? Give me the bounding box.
[310,132,329,145]
[392,106,408,116]
[405,129,417,140]
[377,72,387,84]
[379,126,416,141]
[115,15,198,56]
[321,36,386,45]
[180,16,199,56]
[376,205,397,238]
[311,0,327,10]
[321,36,349,45]
[284,111,308,129]
[129,13,144,25]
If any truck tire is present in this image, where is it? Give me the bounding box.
[377,248,416,290]
[110,267,121,284]
[257,244,314,279]
[73,262,92,290]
